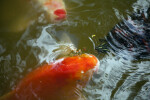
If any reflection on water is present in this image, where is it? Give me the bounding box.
[27,24,76,63]
[85,54,150,100]
[0,0,150,100]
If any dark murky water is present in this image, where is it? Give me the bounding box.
[0,0,150,100]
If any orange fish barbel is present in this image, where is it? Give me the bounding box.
[0,54,99,100]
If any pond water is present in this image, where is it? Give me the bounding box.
[0,0,150,100]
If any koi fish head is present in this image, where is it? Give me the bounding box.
[43,0,67,21]
[51,54,100,85]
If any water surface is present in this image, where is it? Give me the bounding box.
[0,0,150,100]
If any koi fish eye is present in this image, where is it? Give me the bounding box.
[54,9,66,20]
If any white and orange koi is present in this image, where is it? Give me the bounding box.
[36,0,67,21]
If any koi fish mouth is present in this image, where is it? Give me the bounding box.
[54,9,66,20]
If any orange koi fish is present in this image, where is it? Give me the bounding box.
[0,54,99,100]
[37,0,67,21]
